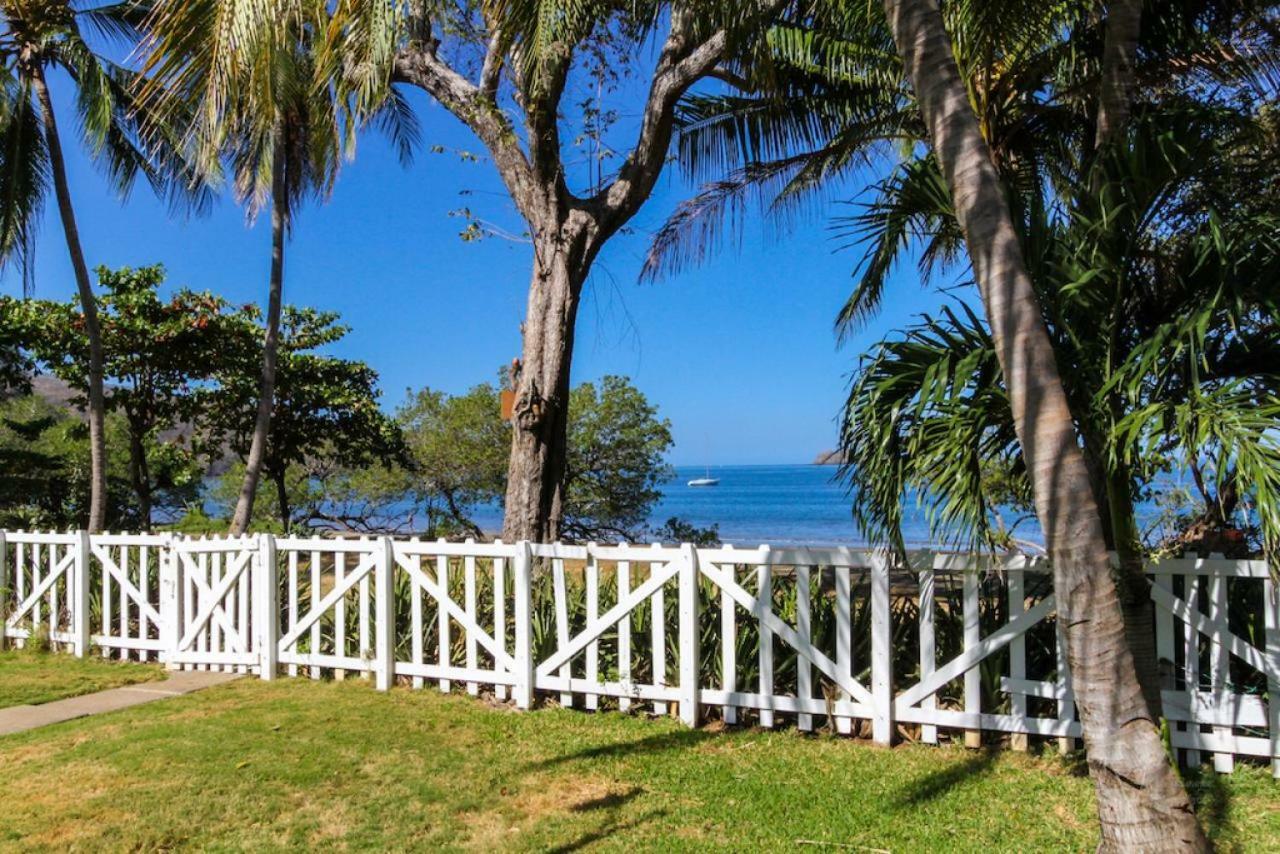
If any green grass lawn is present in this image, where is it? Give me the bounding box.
[0,649,163,708]
[0,671,1275,851]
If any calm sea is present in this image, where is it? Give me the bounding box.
[473,464,1047,547]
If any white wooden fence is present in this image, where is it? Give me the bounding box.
[2,530,1277,777]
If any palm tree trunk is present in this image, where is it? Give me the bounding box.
[1096,0,1143,147]
[880,0,1207,849]
[31,66,108,534]
[272,467,291,534]
[229,147,287,535]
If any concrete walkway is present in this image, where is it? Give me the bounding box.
[0,671,242,737]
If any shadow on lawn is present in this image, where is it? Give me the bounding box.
[897,748,999,806]
[546,808,669,853]
[1185,768,1238,849]
[527,728,713,771]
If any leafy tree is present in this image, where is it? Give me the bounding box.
[11,266,243,527]
[315,0,794,541]
[207,306,407,532]
[562,376,673,542]
[397,384,508,539]
[0,0,201,531]
[396,375,677,543]
[0,395,170,530]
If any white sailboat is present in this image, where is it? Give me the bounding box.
[687,466,719,487]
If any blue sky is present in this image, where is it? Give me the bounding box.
[4,77,952,466]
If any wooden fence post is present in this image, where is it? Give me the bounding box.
[159,535,180,669]
[375,536,395,691]
[513,541,535,709]
[870,551,893,745]
[1264,573,1280,779]
[678,543,701,727]
[0,530,7,650]
[72,530,91,657]
[258,534,279,681]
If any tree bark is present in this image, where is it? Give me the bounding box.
[126,423,152,529]
[229,145,287,535]
[31,65,108,533]
[1096,0,1143,148]
[501,216,594,542]
[272,467,291,534]
[881,0,1207,849]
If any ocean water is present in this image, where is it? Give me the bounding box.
[473,464,1044,547]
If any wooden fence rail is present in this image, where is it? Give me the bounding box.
[2,530,1277,777]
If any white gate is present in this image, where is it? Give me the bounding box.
[167,536,261,672]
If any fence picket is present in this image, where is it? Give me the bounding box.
[585,547,599,710]
[918,564,937,744]
[757,548,773,729]
[617,552,632,712]
[721,548,738,725]
[796,564,812,732]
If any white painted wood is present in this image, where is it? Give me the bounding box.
[411,553,424,689]
[359,547,371,677]
[287,550,299,677]
[119,545,129,660]
[962,570,980,748]
[72,531,90,657]
[917,564,937,743]
[309,549,321,680]
[493,548,507,700]
[258,535,278,680]
[1008,569,1027,751]
[101,541,113,657]
[1183,573,1201,767]
[678,543,700,727]
[277,555,376,652]
[1266,576,1280,778]
[1208,555,1233,773]
[651,544,668,717]
[437,551,451,693]
[720,549,738,725]
[756,551,773,728]
[870,552,892,745]
[465,549,479,696]
[513,542,534,709]
[375,537,395,691]
[552,555,572,708]
[333,551,347,681]
[796,564,813,732]
[833,564,854,736]
[585,548,599,710]
[617,552,632,711]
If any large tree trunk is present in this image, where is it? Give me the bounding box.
[229,149,287,535]
[31,66,108,533]
[501,216,594,543]
[881,0,1207,849]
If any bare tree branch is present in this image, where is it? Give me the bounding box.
[393,34,539,221]
[591,1,787,234]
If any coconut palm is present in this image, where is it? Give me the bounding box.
[0,0,201,531]
[139,0,416,533]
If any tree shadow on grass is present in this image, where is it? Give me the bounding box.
[546,808,669,854]
[897,748,1000,806]
[526,728,713,771]
[1184,768,1239,851]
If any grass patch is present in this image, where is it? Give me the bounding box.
[0,649,163,708]
[1,677,1274,850]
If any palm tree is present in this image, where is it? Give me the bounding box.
[140,0,414,534]
[877,0,1208,846]
[0,0,195,531]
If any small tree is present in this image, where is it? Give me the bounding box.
[208,306,406,532]
[12,266,243,527]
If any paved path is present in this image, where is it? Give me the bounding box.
[0,671,242,737]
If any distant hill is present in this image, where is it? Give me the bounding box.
[26,374,236,475]
[812,449,847,465]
